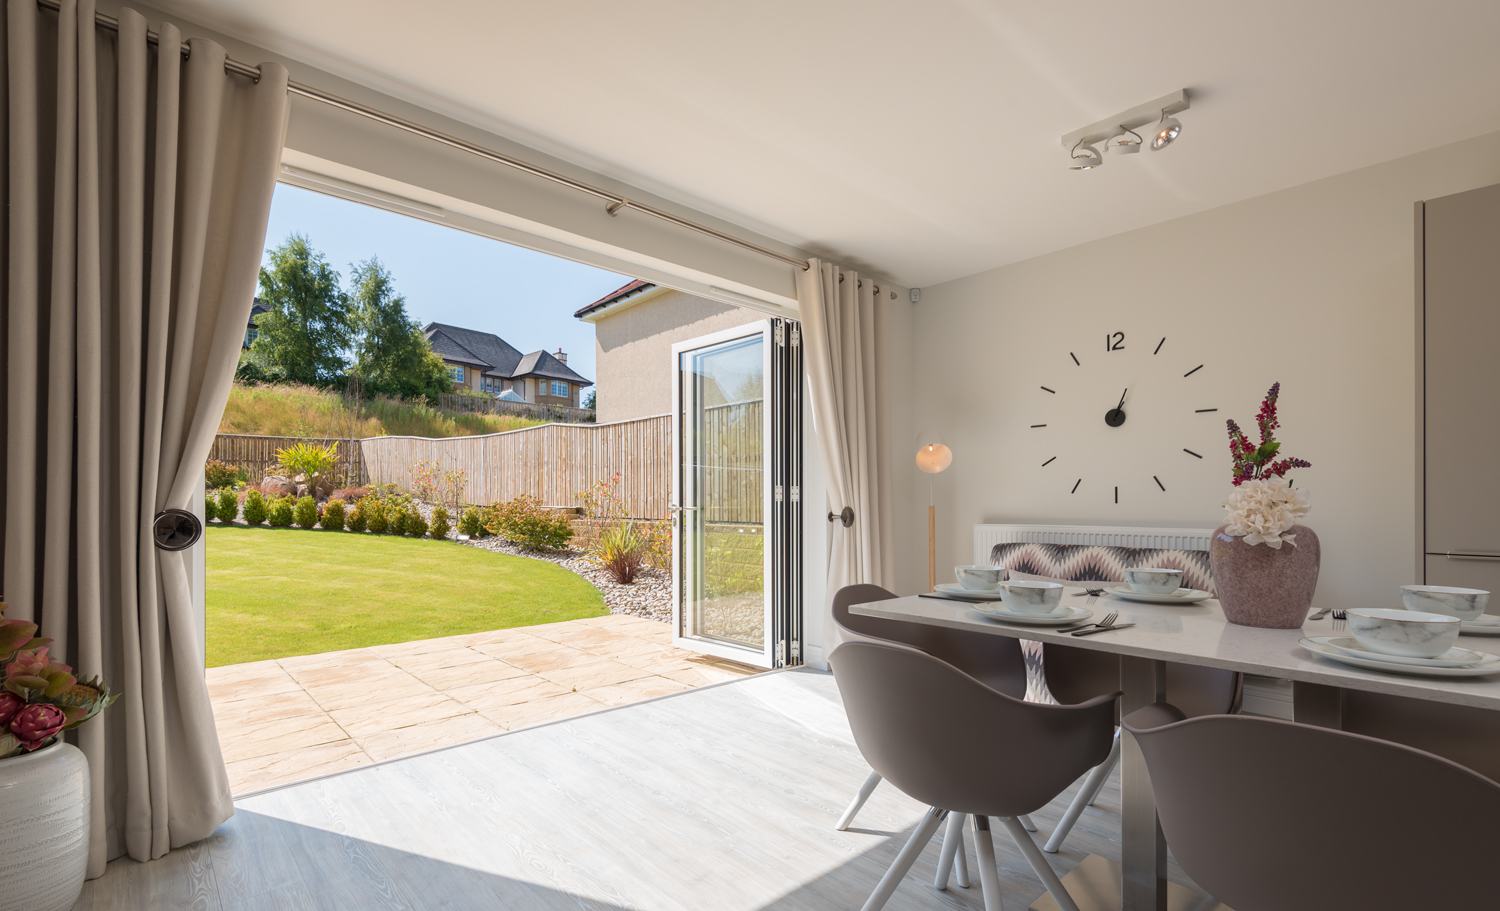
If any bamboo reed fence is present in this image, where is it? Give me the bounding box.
[210,402,763,523]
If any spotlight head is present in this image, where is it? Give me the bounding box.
[1069,143,1104,170]
[1107,127,1142,155]
[1150,111,1182,150]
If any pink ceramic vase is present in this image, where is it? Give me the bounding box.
[1209,524,1321,629]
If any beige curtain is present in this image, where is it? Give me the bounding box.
[797,259,895,653]
[0,0,287,874]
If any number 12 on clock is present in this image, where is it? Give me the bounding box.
[1106,331,1125,351]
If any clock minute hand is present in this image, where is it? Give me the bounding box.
[1116,388,1128,410]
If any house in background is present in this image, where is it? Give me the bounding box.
[423,322,592,407]
[242,298,269,350]
[575,280,763,423]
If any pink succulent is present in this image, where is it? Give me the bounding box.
[10,703,66,750]
[4,647,77,699]
[0,690,23,726]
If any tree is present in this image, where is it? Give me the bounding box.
[248,234,352,385]
[582,389,596,410]
[348,257,451,402]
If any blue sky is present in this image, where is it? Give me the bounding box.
[260,184,631,385]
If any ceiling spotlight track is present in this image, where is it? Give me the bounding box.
[1061,89,1189,170]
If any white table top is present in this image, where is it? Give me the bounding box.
[849,588,1500,712]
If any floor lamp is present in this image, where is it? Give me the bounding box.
[915,432,953,592]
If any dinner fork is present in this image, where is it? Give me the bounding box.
[1331,609,1347,631]
[1061,611,1117,634]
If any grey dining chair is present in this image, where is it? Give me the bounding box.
[1340,688,1500,783]
[1038,643,1242,853]
[830,584,1029,840]
[1123,703,1500,911]
[831,638,1118,911]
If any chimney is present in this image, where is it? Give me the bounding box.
[554,348,567,364]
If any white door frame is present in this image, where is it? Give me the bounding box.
[671,320,776,667]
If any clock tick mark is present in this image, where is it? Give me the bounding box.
[1070,352,1080,366]
[1154,337,1166,355]
[1184,364,1204,378]
[1042,456,1056,467]
[1041,386,1056,394]
[1071,479,1082,494]
[1114,486,1119,504]
[1030,424,1046,428]
[1154,475,1166,491]
[1184,448,1203,459]
[1195,408,1218,413]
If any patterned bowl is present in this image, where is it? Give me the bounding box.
[1399,585,1490,622]
[1347,608,1461,659]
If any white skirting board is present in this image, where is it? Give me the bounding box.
[1239,675,1295,720]
[973,524,1217,565]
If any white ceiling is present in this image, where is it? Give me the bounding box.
[154,0,1500,288]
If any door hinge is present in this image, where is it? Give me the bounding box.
[775,642,786,665]
[774,323,785,346]
[791,641,800,662]
[790,326,800,348]
[790,485,800,503]
[775,484,784,503]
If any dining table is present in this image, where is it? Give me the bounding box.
[848,587,1500,911]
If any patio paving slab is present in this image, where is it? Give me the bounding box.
[209,615,761,795]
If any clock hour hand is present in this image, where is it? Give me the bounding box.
[1106,388,1128,428]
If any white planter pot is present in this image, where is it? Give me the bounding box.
[0,742,90,911]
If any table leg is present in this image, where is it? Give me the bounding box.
[1292,681,1345,729]
[1120,655,1167,911]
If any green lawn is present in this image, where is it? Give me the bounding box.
[205,525,606,667]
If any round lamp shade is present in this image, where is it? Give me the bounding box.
[915,431,953,474]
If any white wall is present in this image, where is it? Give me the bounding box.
[899,131,1500,611]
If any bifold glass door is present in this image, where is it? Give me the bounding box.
[672,319,801,668]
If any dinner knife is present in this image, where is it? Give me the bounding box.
[1072,623,1136,637]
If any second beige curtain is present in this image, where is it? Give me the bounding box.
[797,259,895,654]
[1,0,287,873]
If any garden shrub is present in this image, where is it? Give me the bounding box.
[406,509,429,538]
[362,496,389,534]
[591,521,647,584]
[321,498,346,531]
[345,504,368,533]
[204,459,242,489]
[204,495,219,523]
[216,487,239,523]
[457,507,483,537]
[275,441,338,485]
[428,506,450,540]
[330,486,369,503]
[267,496,295,528]
[389,506,410,536]
[485,496,575,551]
[293,496,319,529]
[242,489,269,526]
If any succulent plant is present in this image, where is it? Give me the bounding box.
[0,601,50,664]
[4,647,76,700]
[10,703,67,752]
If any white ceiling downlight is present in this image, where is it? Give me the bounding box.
[1069,140,1104,170]
[1061,89,1190,170]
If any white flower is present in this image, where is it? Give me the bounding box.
[1221,478,1310,549]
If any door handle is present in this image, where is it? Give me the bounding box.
[669,505,699,512]
[1444,551,1500,561]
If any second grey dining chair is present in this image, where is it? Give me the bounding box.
[830,583,1028,835]
[831,638,1118,911]
[1123,703,1500,911]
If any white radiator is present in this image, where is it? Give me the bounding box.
[972,524,1217,566]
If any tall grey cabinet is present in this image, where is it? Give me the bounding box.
[1419,182,1500,591]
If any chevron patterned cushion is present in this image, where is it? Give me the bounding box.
[989,542,1214,596]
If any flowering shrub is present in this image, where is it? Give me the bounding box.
[0,602,117,757]
[1226,382,1311,486]
[484,496,575,550]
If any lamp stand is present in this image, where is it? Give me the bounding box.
[928,475,936,592]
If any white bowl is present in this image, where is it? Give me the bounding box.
[1346,608,1461,659]
[955,565,1006,592]
[1400,585,1490,622]
[1125,567,1184,594]
[998,581,1064,614]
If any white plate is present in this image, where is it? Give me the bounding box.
[1323,637,1486,668]
[934,583,1007,601]
[1300,637,1500,677]
[971,604,1093,626]
[1461,618,1500,636]
[1105,586,1212,605]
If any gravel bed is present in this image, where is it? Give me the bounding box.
[456,534,672,622]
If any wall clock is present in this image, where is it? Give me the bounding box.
[1028,332,1217,504]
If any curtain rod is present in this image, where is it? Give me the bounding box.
[41,0,812,272]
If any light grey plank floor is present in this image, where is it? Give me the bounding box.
[71,668,1201,911]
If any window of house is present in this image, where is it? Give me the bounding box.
[551,381,567,397]
[451,365,465,383]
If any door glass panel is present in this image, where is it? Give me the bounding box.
[680,334,765,650]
